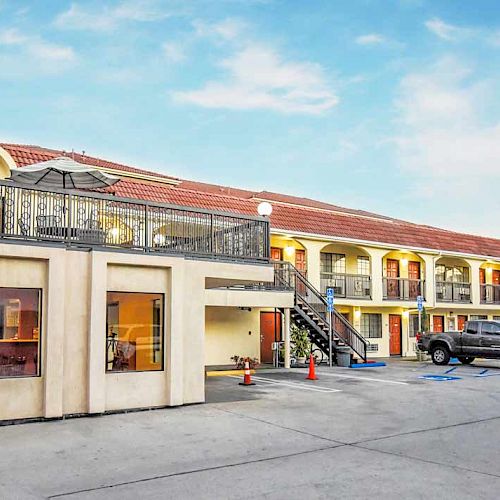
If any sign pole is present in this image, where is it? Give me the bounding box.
[326,287,334,368]
[417,295,423,333]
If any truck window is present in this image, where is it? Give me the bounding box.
[466,321,478,334]
[482,323,500,335]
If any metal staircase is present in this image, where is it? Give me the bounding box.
[274,261,368,362]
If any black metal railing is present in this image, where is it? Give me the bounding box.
[480,284,500,305]
[0,181,270,262]
[382,277,425,301]
[275,261,367,361]
[320,273,371,299]
[435,281,471,303]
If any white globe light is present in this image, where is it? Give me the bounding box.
[257,201,273,217]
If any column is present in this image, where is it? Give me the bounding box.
[284,308,291,369]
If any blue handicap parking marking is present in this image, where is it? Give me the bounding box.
[419,374,462,381]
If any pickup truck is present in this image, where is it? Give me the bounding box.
[417,320,500,365]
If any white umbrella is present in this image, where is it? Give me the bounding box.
[9,156,120,189]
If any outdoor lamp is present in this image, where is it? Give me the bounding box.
[109,227,120,238]
[401,257,408,266]
[257,201,273,217]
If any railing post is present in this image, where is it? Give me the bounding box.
[144,204,149,251]
[66,193,72,246]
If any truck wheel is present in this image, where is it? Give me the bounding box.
[431,345,450,365]
[457,356,475,365]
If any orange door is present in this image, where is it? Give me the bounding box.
[389,314,402,355]
[433,316,444,333]
[386,259,400,298]
[408,261,421,299]
[260,312,281,363]
[457,315,467,332]
[295,249,306,275]
[493,270,500,285]
[270,247,283,261]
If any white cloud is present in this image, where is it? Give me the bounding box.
[425,17,467,41]
[162,42,185,63]
[392,57,500,235]
[54,0,174,31]
[192,18,247,41]
[355,33,385,45]
[172,44,338,114]
[0,28,75,62]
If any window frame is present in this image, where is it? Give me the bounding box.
[357,256,370,276]
[360,313,382,339]
[320,252,346,274]
[105,291,165,374]
[0,287,43,379]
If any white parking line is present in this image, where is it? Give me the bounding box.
[300,370,409,386]
[228,375,341,393]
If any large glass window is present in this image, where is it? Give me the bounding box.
[106,292,164,372]
[360,313,382,338]
[409,314,419,337]
[0,288,41,378]
[435,265,470,283]
[320,253,346,274]
[357,256,370,275]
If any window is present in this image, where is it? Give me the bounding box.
[493,316,500,321]
[0,288,41,378]
[320,253,345,274]
[360,313,382,338]
[470,315,487,320]
[106,292,164,372]
[482,322,500,335]
[357,256,370,276]
[435,264,470,283]
[409,314,419,337]
[466,321,478,334]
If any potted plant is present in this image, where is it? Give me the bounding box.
[290,324,311,365]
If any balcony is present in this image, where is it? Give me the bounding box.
[383,277,425,301]
[0,181,270,262]
[480,284,500,305]
[320,273,371,299]
[435,281,471,303]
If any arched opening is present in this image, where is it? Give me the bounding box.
[435,257,471,303]
[319,243,371,299]
[0,147,16,180]
[269,235,307,274]
[382,251,425,301]
[479,262,500,305]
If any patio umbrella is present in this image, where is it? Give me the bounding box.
[9,156,120,189]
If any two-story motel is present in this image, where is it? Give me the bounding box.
[1,143,500,422]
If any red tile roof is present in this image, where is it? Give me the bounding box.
[2,142,500,259]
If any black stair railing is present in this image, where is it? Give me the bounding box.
[274,261,367,361]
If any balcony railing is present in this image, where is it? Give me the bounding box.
[383,277,425,301]
[320,273,371,299]
[435,281,471,303]
[480,284,500,305]
[0,181,270,262]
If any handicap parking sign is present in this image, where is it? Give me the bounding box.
[326,287,334,312]
[417,295,423,311]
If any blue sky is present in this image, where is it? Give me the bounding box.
[1,0,499,237]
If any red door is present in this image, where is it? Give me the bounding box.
[260,312,282,363]
[295,249,306,275]
[386,259,400,299]
[271,247,283,261]
[389,314,402,355]
[408,261,421,299]
[433,316,444,333]
[493,270,500,285]
[457,315,467,332]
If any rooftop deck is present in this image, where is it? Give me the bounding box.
[0,180,270,263]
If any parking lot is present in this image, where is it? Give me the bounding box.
[3,359,500,499]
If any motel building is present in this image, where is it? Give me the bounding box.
[1,143,500,422]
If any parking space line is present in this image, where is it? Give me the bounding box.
[227,375,341,393]
[304,370,409,386]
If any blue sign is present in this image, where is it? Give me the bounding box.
[417,295,424,312]
[326,287,334,313]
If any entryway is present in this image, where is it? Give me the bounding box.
[389,314,402,356]
[260,311,282,363]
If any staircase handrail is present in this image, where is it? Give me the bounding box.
[273,260,368,361]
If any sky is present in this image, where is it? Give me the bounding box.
[0,0,499,237]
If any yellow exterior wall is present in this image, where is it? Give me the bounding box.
[205,307,261,366]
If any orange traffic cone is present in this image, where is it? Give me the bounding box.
[239,361,255,386]
[306,354,318,380]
